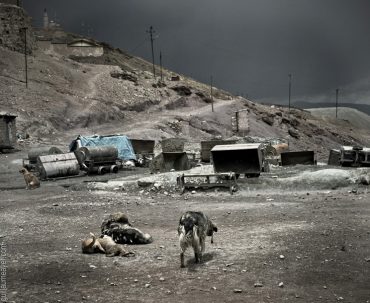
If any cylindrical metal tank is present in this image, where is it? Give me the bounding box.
[28,146,63,164]
[37,153,80,180]
[77,146,118,163]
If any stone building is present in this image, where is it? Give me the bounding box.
[67,38,103,57]
[0,2,35,53]
[0,112,17,150]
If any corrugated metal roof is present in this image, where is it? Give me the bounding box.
[68,38,100,47]
[211,143,261,152]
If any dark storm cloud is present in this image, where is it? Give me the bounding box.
[24,0,370,105]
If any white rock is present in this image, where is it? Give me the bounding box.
[278,282,284,288]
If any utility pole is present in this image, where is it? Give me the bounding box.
[147,26,156,77]
[288,73,292,112]
[335,88,339,119]
[210,75,214,112]
[159,51,163,82]
[21,27,28,88]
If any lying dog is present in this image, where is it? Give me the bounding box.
[178,211,217,268]
[19,167,40,190]
[101,212,153,245]
[81,233,135,257]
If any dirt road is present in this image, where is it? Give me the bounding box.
[1,150,369,303]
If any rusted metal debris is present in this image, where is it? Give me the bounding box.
[340,146,370,167]
[177,172,238,195]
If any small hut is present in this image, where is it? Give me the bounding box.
[0,112,17,150]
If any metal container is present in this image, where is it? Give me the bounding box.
[130,139,155,155]
[77,146,118,163]
[328,149,341,166]
[0,113,17,150]
[161,138,185,152]
[281,151,315,166]
[28,146,63,164]
[359,148,370,166]
[200,140,237,162]
[37,153,80,180]
[211,143,263,177]
[339,146,358,166]
[162,152,190,171]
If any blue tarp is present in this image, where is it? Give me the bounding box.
[70,135,136,160]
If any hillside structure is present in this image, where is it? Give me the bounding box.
[0,112,17,149]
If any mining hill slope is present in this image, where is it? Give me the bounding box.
[307,107,370,131]
[0,42,370,161]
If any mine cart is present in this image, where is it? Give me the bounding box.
[328,149,341,166]
[200,140,237,162]
[177,172,238,195]
[358,148,370,167]
[75,146,119,175]
[340,146,360,167]
[129,139,155,167]
[211,143,263,177]
[281,151,315,166]
[162,152,190,171]
[161,138,185,152]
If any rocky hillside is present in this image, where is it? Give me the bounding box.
[0,5,369,161]
[307,107,370,131]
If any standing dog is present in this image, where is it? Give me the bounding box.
[19,167,40,190]
[81,233,134,257]
[178,211,217,268]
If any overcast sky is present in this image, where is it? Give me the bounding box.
[24,0,370,105]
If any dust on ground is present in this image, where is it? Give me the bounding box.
[1,149,370,303]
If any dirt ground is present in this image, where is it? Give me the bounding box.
[1,149,369,303]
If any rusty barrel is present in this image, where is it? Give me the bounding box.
[28,146,63,164]
[77,146,118,163]
[37,153,80,180]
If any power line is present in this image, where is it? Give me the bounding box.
[129,37,149,53]
[146,26,156,77]
[335,88,339,118]
[288,73,292,112]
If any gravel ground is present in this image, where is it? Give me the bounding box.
[1,150,370,303]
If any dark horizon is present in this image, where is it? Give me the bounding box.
[23,0,370,106]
